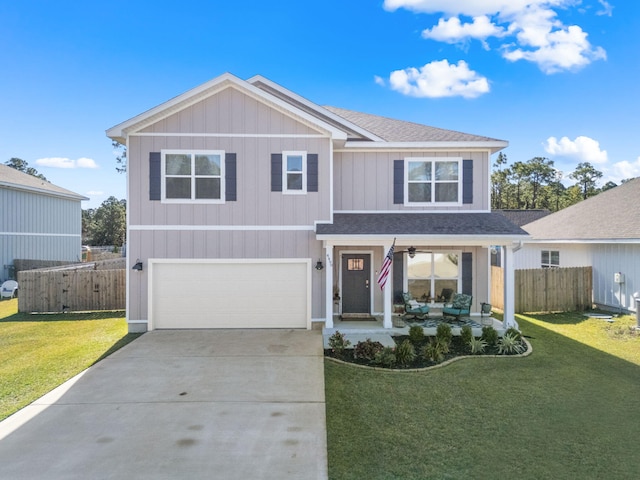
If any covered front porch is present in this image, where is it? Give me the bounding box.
[315,212,529,332]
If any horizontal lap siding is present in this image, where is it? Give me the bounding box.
[1,188,82,279]
[334,151,489,211]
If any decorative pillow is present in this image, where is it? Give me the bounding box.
[452,295,469,309]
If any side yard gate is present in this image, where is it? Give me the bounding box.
[18,269,126,312]
[492,266,593,313]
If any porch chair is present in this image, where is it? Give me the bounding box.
[402,292,430,320]
[0,280,18,299]
[442,293,472,322]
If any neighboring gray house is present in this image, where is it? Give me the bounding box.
[107,73,527,333]
[0,164,88,282]
[516,177,640,312]
[491,209,550,266]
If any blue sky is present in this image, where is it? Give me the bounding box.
[1,0,637,208]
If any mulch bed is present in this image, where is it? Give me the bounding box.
[324,335,526,369]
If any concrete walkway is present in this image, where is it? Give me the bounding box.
[0,330,328,480]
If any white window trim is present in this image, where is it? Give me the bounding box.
[282,151,307,195]
[161,149,225,204]
[541,249,560,268]
[404,157,462,206]
[404,250,462,301]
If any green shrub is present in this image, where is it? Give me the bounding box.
[395,339,416,367]
[423,338,447,363]
[408,325,425,345]
[373,346,396,367]
[504,327,522,341]
[460,325,473,345]
[468,337,488,355]
[481,326,499,347]
[328,331,351,358]
[354,338,384,361]
[498,333,526,355]
[436,323,453,346]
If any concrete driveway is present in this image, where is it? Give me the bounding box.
[0,329,328,479]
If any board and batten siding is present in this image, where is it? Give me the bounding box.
[140,87,321,137]
[592,243,640,312]
[0,187,82,280]
[127,229,325,324]
[129,135,331,227]
[333,151,490,211]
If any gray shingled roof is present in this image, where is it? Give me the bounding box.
[316,213,527,236]
[0,164,87,200]
[495,209,551,227]
[324,106,504,143]
[523,177,640,240]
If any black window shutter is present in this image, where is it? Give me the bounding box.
[393,160,404,204]
[462,159,473,204]
[225,153,237,201]
[307,154,318,192]
[149,152,161,201]
[392,251,404,304]
[271,154,282,192]
[462,252,473,295]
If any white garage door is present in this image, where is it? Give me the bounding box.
[150,260,310,329]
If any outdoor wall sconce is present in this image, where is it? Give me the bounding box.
[315,260,324,271]
[132,260,143,271]
[408,246,416,259]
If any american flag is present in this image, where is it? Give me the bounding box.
[376,240,395,290]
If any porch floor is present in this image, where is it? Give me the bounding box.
[323,315,504,350]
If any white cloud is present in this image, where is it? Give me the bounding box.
[383,0,607,74]
[374,75,386,87]
[36,157,99,169]
[76,157,98,169]
[503,24,606,74]
[544,136,608,164]
[597,0,613,16]
[421,16,506,49]
[607,158,640,182]
[86,190,104,196]
[388,60,490,98]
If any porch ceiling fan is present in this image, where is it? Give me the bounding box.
[397,246,431,258]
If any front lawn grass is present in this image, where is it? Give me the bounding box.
[325,312,640,479]
[0,299,139,421]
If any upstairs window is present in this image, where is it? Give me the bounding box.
[162,150,225,203]
[283,151,307,194]
[405,158,461,205]
[541,250,560,268]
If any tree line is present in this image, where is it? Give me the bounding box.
[490,153,622,212]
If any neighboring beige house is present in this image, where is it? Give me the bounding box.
[516,177,640,313]
[107,73,527,333]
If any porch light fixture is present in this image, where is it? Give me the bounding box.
[315,260,324,271]
[408,246,416,259]
[132,260,143,271]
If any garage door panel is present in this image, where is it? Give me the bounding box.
[151,261,309,329]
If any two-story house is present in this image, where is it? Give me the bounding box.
[107,73,526,333]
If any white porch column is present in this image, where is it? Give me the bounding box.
[503,245,519,330]
[382,243,393,329]
[324,243,334,328]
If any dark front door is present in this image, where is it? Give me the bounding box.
[342,254,371,315]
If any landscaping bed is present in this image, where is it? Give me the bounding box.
[325,324,529,369]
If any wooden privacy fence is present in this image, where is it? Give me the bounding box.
[18,269,126,313]
[491,266,592,313]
